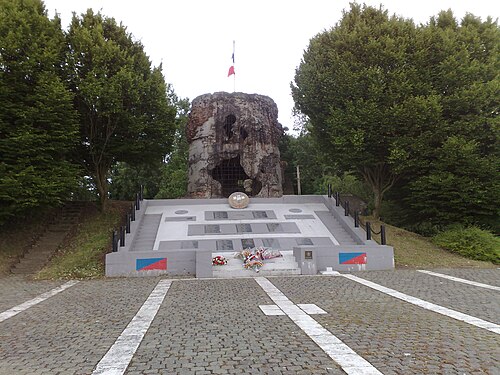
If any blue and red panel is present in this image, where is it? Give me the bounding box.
[339,252,367,265]
[136,258,167,271]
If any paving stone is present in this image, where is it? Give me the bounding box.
[0,270,498,374]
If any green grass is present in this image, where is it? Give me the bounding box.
[36,201,130,279]
[364,218,495,268]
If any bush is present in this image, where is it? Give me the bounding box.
[433,227,500,263]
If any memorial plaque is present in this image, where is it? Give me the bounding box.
[236,224,252,233]
[204,225,221,234]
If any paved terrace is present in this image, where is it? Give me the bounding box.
[0,269,498,374]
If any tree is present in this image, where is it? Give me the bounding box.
[108,95,190,200]
[408,137,499,231]
[292,4,428,218]
[402,12,500,231]
[66,10,176,209]
[0,0,79,223]
[292,4,499,225]
[155,97,190,199]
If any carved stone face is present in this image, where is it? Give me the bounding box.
[187,92,283,198]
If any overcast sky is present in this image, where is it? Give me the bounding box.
[43,0,499,132]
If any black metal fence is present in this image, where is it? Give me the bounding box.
[112,185,144,252]
[328,184,387,245]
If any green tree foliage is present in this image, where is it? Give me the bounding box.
[292,4,499,229]
[155,97,190,199]
[0,0,79,223]
[292,4,426,218]
[66,10,176,209]
[108,96,190,200]
[279,131,330,194]
[404,12,500,231]
[408,137,499,231]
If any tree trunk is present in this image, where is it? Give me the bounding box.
[373,188,383,220]
[360,163,397,220]
[94,164,109,211]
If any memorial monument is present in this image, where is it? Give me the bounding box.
[186,92,283,198]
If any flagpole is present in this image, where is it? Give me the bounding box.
[233,40,236,92]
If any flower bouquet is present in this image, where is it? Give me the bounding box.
[212,255,227,266]
[244,259,264,272]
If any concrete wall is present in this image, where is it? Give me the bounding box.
[105,195,394,277]
[293,245,394,274]
[105,249,213,278]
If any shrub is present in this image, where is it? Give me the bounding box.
[433,227,500,263]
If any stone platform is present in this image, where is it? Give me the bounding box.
[105,195,394,277]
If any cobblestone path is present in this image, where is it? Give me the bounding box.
[0,269,498,374]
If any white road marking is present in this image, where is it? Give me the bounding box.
[92,279,172,375]
[417,270,500,291]
[260,303,327,316]
[259,305,285,315]
[0,281,79,323]
[343,274,500,335]
[298,303,328,314]
[255,277,383,375]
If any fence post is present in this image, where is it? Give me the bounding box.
[344,201,349,216]
[140,185,144,200]
[327,184,332,198]
[130,204,136,221]
[112,230,118,252]
[126,213,131,233]
[135,193,140,210]
[381,225,386,245]
[366,222,372,241]
[119,226,125,247]
[354,211,359,227]
[335,192,340,206]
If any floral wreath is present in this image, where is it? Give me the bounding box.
[212,255,227,266]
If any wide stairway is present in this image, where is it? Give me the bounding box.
[11,202,86,275]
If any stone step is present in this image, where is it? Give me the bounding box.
[20,253,53,261]
[212,252,301,278]
[212,268,301,278]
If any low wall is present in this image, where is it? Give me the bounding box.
[293,245,394,274]
[105,249,212,278]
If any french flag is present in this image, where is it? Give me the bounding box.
[228,41,235,77]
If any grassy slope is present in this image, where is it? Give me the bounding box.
[365,218,494,269]
[36,201,130,279]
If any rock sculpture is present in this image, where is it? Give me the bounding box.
[187,92,283,198]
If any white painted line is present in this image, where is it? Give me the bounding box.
[298,303,328,315]
[417,270,500,291]
[343,274,500,335]
[254,277,383,375]
[92,279,172,375]
[259,304,285,316]
[0,280,79,323]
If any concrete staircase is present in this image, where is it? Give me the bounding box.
[212,251,301,278]
[130,214,162,251]
[315,211,358,245]
[10,202,85,275]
